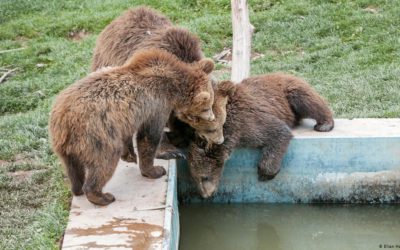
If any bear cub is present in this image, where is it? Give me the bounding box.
[91,6,211,161]
[49,49,215,205]
[91,6,203,71]
[187,73,334,198]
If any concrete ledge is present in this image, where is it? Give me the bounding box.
[178,119,400,203]
[162,160,179,250]
[62,159,179,250]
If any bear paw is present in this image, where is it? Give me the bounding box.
[314,121,334,132]
[258,168,280,181]
[141,166,167,179]
[86,192,116,206]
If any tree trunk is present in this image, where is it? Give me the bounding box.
[231,0,253,83]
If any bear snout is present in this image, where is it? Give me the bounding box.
[207,111,215,121]
[199,109,215,121]
[214,135,224,145]
[200,179,217,199]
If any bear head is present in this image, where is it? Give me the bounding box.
[187,140,227,199]
[174,58,216,122]
[188,80,235,144]
[185,80,236,198]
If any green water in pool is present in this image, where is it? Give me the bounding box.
[179,204,400,250]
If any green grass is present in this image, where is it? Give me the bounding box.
[0,0,399,248]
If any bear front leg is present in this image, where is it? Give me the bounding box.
[258,120,293,181]
[121,136,137,163]
[258,146,285,181]
[136,119,167,179]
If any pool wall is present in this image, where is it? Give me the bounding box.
[163,160,180,250]
[177,119,400,203]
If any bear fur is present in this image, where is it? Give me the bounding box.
[91,6,203,71]
[90,6,212,161]
[166,80,234,148]
[49,49,215,205]
[185,73,334,198]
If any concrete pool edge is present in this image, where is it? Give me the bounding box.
[177,119,400,203]
[162,160,180,250]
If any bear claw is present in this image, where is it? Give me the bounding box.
[156,150,186,160]
[314,121,334,132]
[258,174,277,181]
[258,168,280,181]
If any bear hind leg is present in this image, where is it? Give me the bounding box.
[62,154,85,196]
[286,85,334,132]
[83,155,120,206]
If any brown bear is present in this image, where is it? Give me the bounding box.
[185,73,334,198]
[90,6,211,161]
[49,49,215,205]
[91,6,203,71]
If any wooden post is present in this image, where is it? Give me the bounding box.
[231,0,253,83]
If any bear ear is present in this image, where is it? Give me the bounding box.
[217,80,236,97]
[198,59,214,74]
[193,91,211,103]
